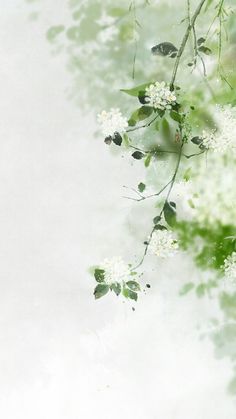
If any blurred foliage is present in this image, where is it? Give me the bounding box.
[45,0,235,111]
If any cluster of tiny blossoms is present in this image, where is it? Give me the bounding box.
[221,252,236,292]
[201,106,236,153]
[97,108,128,138]
[149,229,178,258]
[100,256,130,285]
[145,81,176,110]
[190,152,236,226]
[223,252,236,281]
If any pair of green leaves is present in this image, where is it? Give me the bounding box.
[105,132,123,146]
[93,268,141,301]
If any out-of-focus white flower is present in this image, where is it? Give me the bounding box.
[97,108,128,138]
[201,106,236,153]
[145,81,176,110]
[96,12,116,27]
[100,257,130,285]
[223,252,236,280]
[171,180,198,220]
[149,229,178,258]
[190,152,236,226]
[97,26,119,44]
[222,252,236,292]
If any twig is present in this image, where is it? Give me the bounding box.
[132,140,184,270]
[126,115,159,132]
[170,0,207,89]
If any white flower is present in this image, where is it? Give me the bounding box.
[201,106,236,153]
[100,257,130,285]
[145,81,176,110]
[223,252,236,281]
[97,108,128,138]
[98,26,119,44]
[171,180,198,220]
[190,152,236,226]
[222,252,236,291]
[149,229,178,258]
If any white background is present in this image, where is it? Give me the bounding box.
[0,1,235,418]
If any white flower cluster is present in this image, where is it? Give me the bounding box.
[223,252,236,281]
[100,256,130,285]
[97,108,128,138]
[191,152,236,226]
[172,180,198,220]
[201,106,236,153]
[222,252,236,292]
[149,229,178,258]
[145,81,176,110]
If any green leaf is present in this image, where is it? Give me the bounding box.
[94,268,105,283]
[197,37,206,46]
[151,42,178,58]
[113,132,122,146]
[198,45,212,55]
[196,283,206,298]
[128,106,153,126]
[179,282,195,296]
[170,110,182,123]
[123,133,131,147]
[191,136,203,145]
[66,26,80,41]
[153,215,161,224]
[163,201,177,227]
[121,82,153,97]
[110,282,122,296]
[183,168,192,181]
[123,287,138,301]
[46,25,65,42]
[161,118,171,141]
[126,281,141,291]
[138,182,146,193]
[104,136,113,145]
[132,151,145,160]
[94,284,109,299]
[144,153,152,167]
[154,224,167,231]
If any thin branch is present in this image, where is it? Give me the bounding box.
[126,114,159,132]
[170,0,207,89]
[132,140,184,270]
[123,179,172,202]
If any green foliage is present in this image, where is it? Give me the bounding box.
[121,82,153,97]
[151,42,178,58]
[110,282,122,296]
[163,201,177,227]
[176,222,236,271]
[132,151,145,160]
[144,153,152,167]
[94,268,105,283]
[123,286,138,301]
[179,282,195,296]
[138,182,146,192]
[128,106,153,126]
[92,266,142,301]
[94,283,110,299]
[153,215,161,225]
[46,25,65,42]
